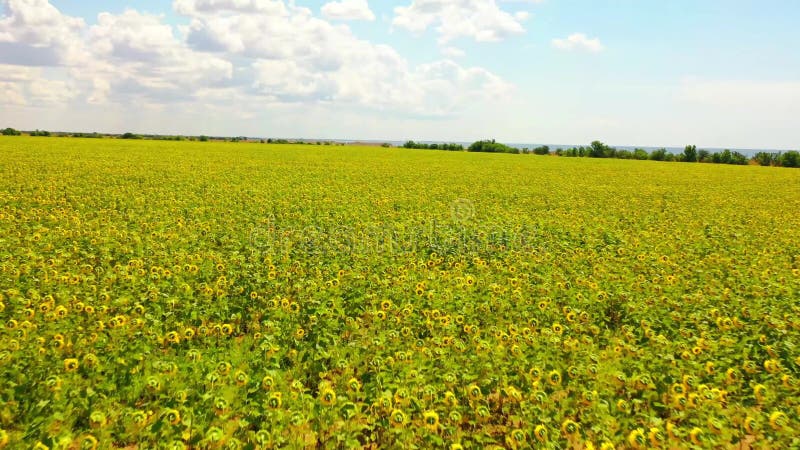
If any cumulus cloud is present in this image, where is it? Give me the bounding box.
[0,0,87,65]
[179,0,511,113]
[393,0,528,44]
[0,64,78,105]
[85,10,233,101]
[321,0,375,21]
[551,33,604,52]
[0,0,512,118]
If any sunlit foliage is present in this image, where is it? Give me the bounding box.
[0,137,799,448]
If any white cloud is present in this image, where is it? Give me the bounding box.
[86,10,232,98]
[393,0,528,44]
[0,0,88,65]
[0,0,511,118]
[321,0,375,21]
[173,0,287,16]
[441,46,465,58]
[551,33,604,52]
[0,64,78,105]
[179,0,511,114]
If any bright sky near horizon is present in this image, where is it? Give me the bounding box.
[1,0,798,149]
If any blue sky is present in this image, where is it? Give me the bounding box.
[2,0,799,149]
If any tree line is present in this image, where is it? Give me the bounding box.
[553,141,799,167]
[3,127,797,168]
[405,138,800,168]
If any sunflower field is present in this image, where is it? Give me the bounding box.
[0,137,799,449]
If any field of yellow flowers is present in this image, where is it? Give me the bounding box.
[1,136,799,449]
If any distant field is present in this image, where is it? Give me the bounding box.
[1,137,799,448]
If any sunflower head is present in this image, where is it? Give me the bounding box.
[467,383,482,400]
[505,429,526,449]
[389,409,407,427]
[319,387,337,406]
[689,427,704,445]
[534,424,548,442]
[423,410,440,431]
[64,358,79,372]
[561,419,580,436]
[89,411,107,428]
[234,370,249,387]
[547,370,562,386]
[769,411,788,430]
[164,408,181,426]
[267,392,282,409]
[627,428,646,449]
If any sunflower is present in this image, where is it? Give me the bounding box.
[205,427,224,443]
[561,419,580,437]
[234,370,249,387]
[475,405,491,421]
[744,416,759,434]
[689,427,704,446]
[769,411,788,430]
[467,384,482,401]
[213,396,229,415]
[725,368,740,384]
[187,349,202,361]
[254,429,272,447]
[130,410,148,428]
[648,427,665,447]
[64,358,79,372]
[89,411,107,428]
[217,362,232,376]
[443,390,458,407]
[423,410,440,432]
[165,331,180,345]
[505,429,526,449]
[534,424,548,442]
[320,387,337,406]
[707,417,724,435]
[627,428,646,449]
[753,384,767,403]
[347,377,361,392]
[163,408,181,425]
[0,429,8,448]
[267,392,282,408]
[547,370,562,386]
[390,409,407,427]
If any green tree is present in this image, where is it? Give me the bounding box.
[753,152,779,167]
[1,127,21,136]
[780,150,799,168]
[649,148,668,161]
[532,145,550,155]
[468,139,518,154]
[589,140,610,158]
[683,145,698,162]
